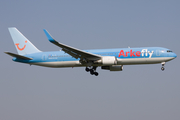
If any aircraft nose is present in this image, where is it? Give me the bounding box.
[174,53,177,58]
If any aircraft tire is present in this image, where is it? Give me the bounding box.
[161,67,165,71]
[90,69,94,75]
[86,67,90,72]
[94,72,99,76]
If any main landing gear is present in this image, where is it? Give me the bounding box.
[161,62,165,71]
[85,66,99,76]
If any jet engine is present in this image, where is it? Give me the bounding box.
[94,56,117,65]
[101,65,123,71]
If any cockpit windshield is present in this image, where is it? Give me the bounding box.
[167,50,173,52]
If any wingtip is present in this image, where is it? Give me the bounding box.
[43,29,47,32]
[43,29,56,42]
[8,27,17,30]
[4,51,8,54]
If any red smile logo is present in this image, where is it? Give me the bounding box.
[15,40,27,51]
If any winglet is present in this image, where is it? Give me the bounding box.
[43,29,56,43]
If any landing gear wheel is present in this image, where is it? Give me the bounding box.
[94,72,99,76]
[85,66,99,76]
[161,67,165,71]
[161,62,165,71]
[90,69,94,75]
[85,67,90,72]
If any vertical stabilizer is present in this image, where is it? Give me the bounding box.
[8,27,41,55]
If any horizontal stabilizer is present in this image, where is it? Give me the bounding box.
[4,52,33,60]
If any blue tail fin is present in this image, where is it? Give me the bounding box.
[8,27,41,55]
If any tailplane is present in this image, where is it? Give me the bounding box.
[4,52,33,60]
[8,27,41,55]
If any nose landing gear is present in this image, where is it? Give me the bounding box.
[161,66,165,71]
[85,66,99,76]
[161,62,165,71]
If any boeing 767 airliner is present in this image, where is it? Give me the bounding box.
[5,27,177,76]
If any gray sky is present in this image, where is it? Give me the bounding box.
[0,0,180,120]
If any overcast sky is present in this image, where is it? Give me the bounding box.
[0,0,180,120]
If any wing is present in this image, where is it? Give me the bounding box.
[43,29,101,61]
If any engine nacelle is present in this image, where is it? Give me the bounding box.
[101,65,123,71]
[95,56,117,65]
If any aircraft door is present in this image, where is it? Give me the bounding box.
[42,54,48,61]
[156,50,166,57]
[156,50,161,56]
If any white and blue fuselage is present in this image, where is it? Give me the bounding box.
[14,47,176,67]
[5,28,177,76]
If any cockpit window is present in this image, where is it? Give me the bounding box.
[167,50,173,52]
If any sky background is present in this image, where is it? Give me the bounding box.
[0,0,180,120]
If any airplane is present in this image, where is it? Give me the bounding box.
[5,27,177,76]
